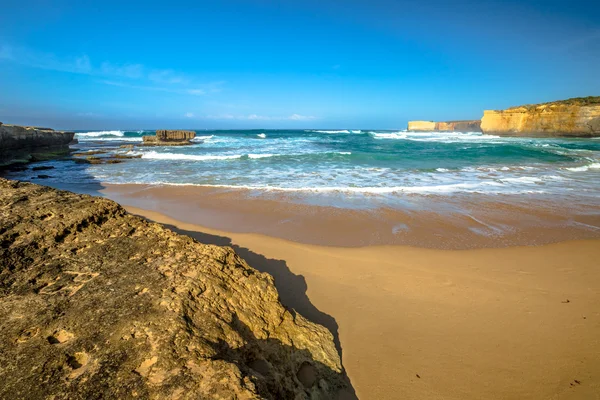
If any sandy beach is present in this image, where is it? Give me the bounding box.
[99,183,600,249]
[102,186,600,400]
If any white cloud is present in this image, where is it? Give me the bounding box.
[187,89,206,96]
[184,112,195,118]
[149,69,189,84]
[0,44,91,74]
[289,114,315,120]
[0,43,224,96]
[100,80,218,96]
[100,62,144,79]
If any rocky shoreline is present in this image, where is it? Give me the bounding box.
[0,123,75,166]
[0,178,353,399]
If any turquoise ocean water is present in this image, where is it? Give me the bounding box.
[7,129,600,207]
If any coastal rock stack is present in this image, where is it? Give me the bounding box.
[480,97,600,137]
[407,120,482,132]
[143,130,196,145]
[0,178,352,399]
[0,124,75,166]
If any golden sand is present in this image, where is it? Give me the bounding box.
[125,205,600,399]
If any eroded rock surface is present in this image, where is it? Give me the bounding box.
[407,120,481,132]
[0,124,75,166]
[481,96,600,137]
[143,130,196,146]
[0,178,351,399]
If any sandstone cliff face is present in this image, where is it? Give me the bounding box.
[408,120,481,132]
[481,98,600,137]
[407,121,436,131]
[0,179,352,399]
[434,120,481,132]
[0,124,75,165]
[143,130,196,146]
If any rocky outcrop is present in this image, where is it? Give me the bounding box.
[481,97,600,137]
[143,130,196,146]
[408,120,481,132]
[0,124,75,166]
[0,179,352,399]
[407,121,436,131]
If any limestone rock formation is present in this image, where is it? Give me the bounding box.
[407,121,436,131]
[408,120,481,132]
[143,130,196,146]
[480,97,600,137]
[0,124,75,166]
[0,179,352,399]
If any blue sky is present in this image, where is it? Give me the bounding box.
[1,0,599,130]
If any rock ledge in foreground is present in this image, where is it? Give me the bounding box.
[0,178,351,399]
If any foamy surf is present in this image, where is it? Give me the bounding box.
[8,128,596,205]
[76,130,125,137]
[565,162,600,172]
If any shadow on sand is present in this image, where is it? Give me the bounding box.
[157,221,357,397]
[1,147,358,398]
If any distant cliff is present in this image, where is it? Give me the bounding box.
[408,120,481,132]
[0,123,75,166]
[481,97,600,137]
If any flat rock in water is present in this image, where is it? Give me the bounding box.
[0,178,351,399]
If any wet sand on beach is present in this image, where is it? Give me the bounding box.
[108,190,600,399]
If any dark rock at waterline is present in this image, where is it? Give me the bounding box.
[0,124,75,166]
[0,178,352,399]
[32,166,55,171]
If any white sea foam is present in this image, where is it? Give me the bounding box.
[248,153,274,159]
[106,180,547,195]
[78,136,143,142]
[370,132,407,140]
[138,150,352,161]
[192,135,214,142]
[141,151,242,161]
[77,130,124,137]
[565,163,600,172]
[499,177,543,184]
[313,130,350,134]
[369,131,502,142]
[257,133,267,138]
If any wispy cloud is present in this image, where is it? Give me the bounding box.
[149,69,189,85]
[184,112,195,118]
[289,114,315,121]
[100,80,219,96]
[100,62,144,79]
[0,44,92,74]
[196,114,316,121]
[0,43,224,96]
